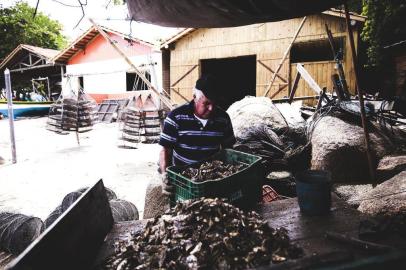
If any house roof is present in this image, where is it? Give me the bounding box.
[160,9,366,49]
[52,25,157,64]
[0,44,59,70]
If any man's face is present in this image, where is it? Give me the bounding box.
[194,94,215,119]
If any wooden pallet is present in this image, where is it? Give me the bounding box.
[97,99,129,123]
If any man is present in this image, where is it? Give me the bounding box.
[159,74,236,194]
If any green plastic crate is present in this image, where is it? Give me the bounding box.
[167,149,263,209]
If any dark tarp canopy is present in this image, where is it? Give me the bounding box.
[127,0,346,28]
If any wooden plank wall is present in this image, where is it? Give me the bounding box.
[290,61,337,97]
[169,14,360,105]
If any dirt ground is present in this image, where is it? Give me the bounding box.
[0,117,161,220]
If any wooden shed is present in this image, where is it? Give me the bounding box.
[0,44,63,100]
[161,9,365,108]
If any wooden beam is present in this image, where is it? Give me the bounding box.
[269,83,288,99]
[257,60,287,83]
[9,63,57,73]
[89,18,173,110]
[7,180,113,270]
[31,57,46,67]
[272,95,319,103]
[263,16,307,97]
[169,87,190,102]
[171,65,198,87]
[325,24,350,99]
[344,3,375,184]
[288,71,301,104]
[296,63,323,95]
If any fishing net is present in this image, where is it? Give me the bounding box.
[45,187,117,228]
[118,93,164,148]
[0,212,44,255]
[228,97,309,173]
[75,187,117,201]
[109,199,139,222]
[46,77,98,135]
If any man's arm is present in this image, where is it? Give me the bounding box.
[159,146,173,174]
[158,110,178,173]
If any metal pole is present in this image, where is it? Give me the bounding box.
[46,77,51,101]
[344,3,375,183]
[5,68,17,163]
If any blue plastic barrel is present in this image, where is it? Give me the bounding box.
[295,170,332,216]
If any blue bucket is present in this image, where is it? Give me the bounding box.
[295,170,332,216]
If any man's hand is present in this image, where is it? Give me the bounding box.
[161,172,174,196]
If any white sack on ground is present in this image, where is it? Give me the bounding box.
[274,102,306,135]
[377,155,406,181]
[358,171,406,215]
[227,96,288,138]
[310,115,390,183]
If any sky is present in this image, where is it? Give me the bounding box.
[2,0,181,43]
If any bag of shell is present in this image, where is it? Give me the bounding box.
[0,212,44,255]
[109,199,139,222]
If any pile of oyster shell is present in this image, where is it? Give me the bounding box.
[180,160,247,183]
[102,198,302,269]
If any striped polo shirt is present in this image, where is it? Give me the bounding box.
[159,101,236,166]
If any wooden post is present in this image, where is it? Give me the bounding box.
[344,3,375,183]
[5,68,17,164]
[46,77,51,101]
[331,74,345,101]
[89,18,173,110]
[316,88,327,111]
[288,71,301,103]
[263,16,307,97]
[325,24,350,99]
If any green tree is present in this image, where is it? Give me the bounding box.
[0,1,67,61]
[361,0,406,67]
